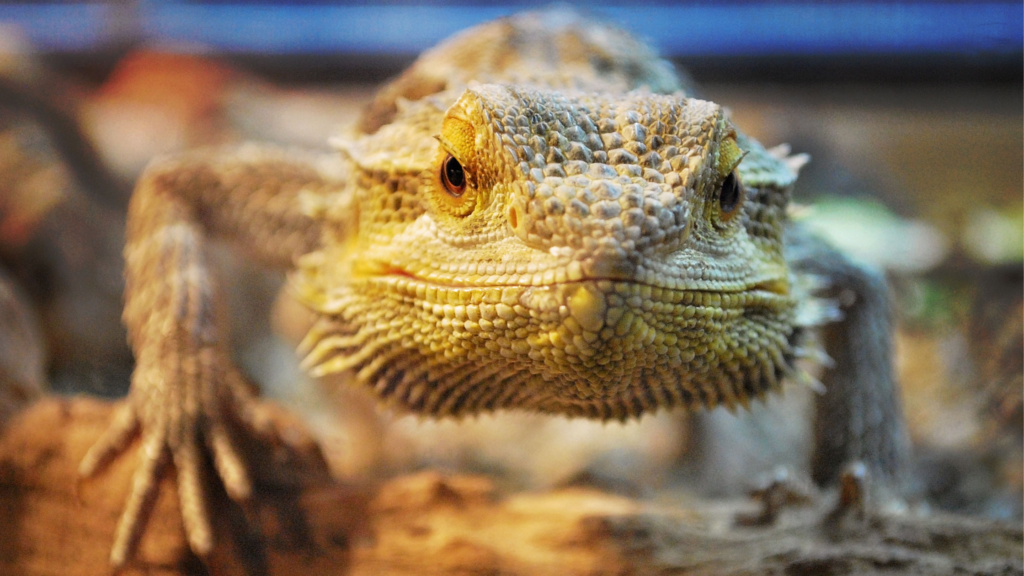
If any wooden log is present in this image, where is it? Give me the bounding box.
[0,397,1020,576]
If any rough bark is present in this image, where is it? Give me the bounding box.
[1,398,1020,576]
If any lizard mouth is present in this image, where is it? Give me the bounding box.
[298,257,802,419]
[357,260,790,297]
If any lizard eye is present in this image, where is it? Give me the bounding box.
[719,171,743,216]
[441,154,467,197]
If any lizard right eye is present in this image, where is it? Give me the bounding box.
[719,172,743,215]
[441,154,467,197]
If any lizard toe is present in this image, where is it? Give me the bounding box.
[173,440,215,558]
[110,429,169,567]
[79,401,139,479]
[207,419,253,502]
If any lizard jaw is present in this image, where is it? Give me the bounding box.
[296,249,803,418]
[353,255,790,297]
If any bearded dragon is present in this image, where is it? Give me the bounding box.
[79,8,909,567]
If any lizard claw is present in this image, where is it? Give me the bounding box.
[79,401,139,480]
[207,418,253,502]
[110,429,172,567]
[174,440,214,558]
[80,350,272,567]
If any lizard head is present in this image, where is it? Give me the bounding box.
[296,84,816,419]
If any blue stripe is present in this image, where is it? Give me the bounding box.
[0,4,114,51]
[0,2,1019,56]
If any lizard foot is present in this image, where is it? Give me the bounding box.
[820,461,909,540]
[734,467,816,527]
[79,349,325,567]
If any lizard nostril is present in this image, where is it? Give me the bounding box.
[508,196,531,242]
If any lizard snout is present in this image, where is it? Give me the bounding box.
[506,170,693,262]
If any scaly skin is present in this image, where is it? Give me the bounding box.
[80,8,908,567]
[296,86,808,418]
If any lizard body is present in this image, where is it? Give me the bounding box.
[80,8,908,566]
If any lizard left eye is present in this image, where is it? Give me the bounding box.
[441,154,467,197]
[719,172,743,215]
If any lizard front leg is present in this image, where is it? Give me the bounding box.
[787,227,910,500]
[78,145,346,566]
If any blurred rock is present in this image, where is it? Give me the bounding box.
[0,267,43,421]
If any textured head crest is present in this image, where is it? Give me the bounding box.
[294,13,823,420]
